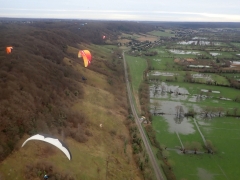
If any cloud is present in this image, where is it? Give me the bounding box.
[1,8,240,22]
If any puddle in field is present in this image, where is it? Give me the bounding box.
[192,74,213,81]
[177,40,196,45]
[169,49,200,55]
[149,82,201,102]
[150,100,196,135]
[192,37,207,40]
[188,94,206,102]
[188,65,211,68]
[150,82,189,95]
[210,52,221,56]
[197,168,217,180]
[148,71,177,76]
[177,39,220,46]
[197,120,211,126]
[201,89,220,93]
[231,61,240,65]
[178,41,213,45]
[153,58,161,62]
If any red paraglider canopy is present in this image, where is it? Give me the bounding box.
[6,46,13,54]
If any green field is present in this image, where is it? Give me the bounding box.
[141,39,240,179]
[149,78,240,179]
[167,81,239,100]
[123,27,240,180]
[125,54,147,92]
[152,115,240,180]
[148,30,175,37]
[231,42,240,48]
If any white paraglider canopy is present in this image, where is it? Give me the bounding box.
[22,134,72,160]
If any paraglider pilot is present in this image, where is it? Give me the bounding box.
[44,174,49,179]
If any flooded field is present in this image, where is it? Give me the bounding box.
[149,82,189,98]
[201,89,220,93]
[141,36,240,179]
[231,61,240,65]
[153,58,161,62]
[192,37,207,40]
[169,49,200,55]
[148,71,177,76]
[192,74,213,81]
[210,52,221,56]
[188,65,211,68]
[150,100,196,135]
[177,40,220,46]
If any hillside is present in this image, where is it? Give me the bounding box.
[0,20,154,179]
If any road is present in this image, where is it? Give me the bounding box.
[122,51,165,180]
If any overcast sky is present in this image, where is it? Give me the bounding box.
[1,0,240,22]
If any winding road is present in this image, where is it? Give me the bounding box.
[122,51,165,180]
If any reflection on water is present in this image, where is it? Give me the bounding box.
[169,49,200,54]
[192,37,207,40]
[148,71,176,76]
[164,115,195,135]
[149,82,189,98]
[210,52,221,56]
[150,100,196,135]
[188,95,204,102]
[177,40,219,46]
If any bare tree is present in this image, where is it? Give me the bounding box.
[233,107,238,116]
[216,107,224,117]
[201,106,213,119]
[175,105,184,124]
[191,141,201,154]
[153,100,160,110]
[160,84,166,93]
[174,88,179,95]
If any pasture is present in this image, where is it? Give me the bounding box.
[125,54,147,113]
[151,85,240,180]
[144,38,240,179]
[148,30,175,37]
[125,54,147,93]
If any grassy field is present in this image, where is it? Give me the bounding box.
[119,33,159,43]
[167,81,240,100]
[142,39,240,179]
[150,83,240,179]
[125,54,147,114]
[148,30,175,37]
[125,55,147,92]
[152,115,240,180]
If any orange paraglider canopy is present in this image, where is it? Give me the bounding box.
[78,50,92,67]
[6,47,13,54]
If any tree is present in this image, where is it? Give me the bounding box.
[191,141,201,153]
[233,107,238,116]
[216,107,224,117]
[174,105,184,124]
[205,140,215,153]
[162,150,170,159]
[152,100,161,114]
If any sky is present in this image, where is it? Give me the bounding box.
[1,0,240,22]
